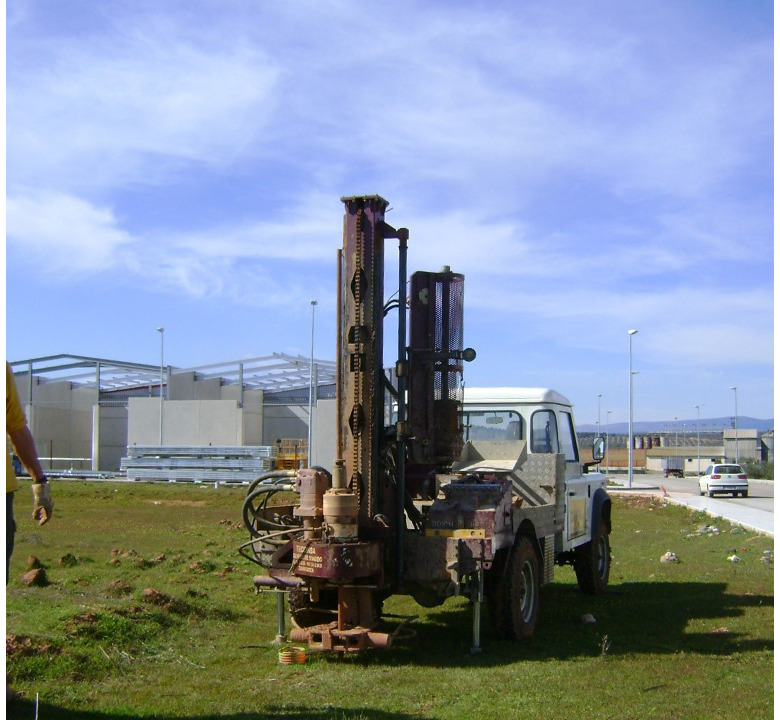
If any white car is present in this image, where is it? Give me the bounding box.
[699,464,748,498]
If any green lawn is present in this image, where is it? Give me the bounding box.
[6,481,774,719]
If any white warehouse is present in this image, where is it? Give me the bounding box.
[10,354,338,475]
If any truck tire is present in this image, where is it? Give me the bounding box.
[574,519,610,595]
[493,535,540,640]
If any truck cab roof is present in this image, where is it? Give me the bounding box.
[463,387,572,408]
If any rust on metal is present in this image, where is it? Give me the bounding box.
[291,540,382,581]
[290,623,393,652]
[340,195,389,521]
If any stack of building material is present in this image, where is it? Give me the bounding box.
[120,445,278,484]
[275,438,308,469]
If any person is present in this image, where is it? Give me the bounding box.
[6,361,53,584]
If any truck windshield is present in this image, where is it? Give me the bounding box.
[462,410,524,442]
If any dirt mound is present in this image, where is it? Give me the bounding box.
[6,634,60,659]
[107,578,133,595]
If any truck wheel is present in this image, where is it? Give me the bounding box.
[574,519,610,595]
[493,536,540,640]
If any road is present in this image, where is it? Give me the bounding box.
[651,473,774,514]
[610,472,774,536]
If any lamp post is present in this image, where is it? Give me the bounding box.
[596,393,602,472]
[605,410,611,477]
[308,300,318,466]
[156,327,164,446]
[694,404,701,475]
[729,386,739,463]
[597,394,602,436]
[628,329,638,488]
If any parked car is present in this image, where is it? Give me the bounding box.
[699,464,748,498]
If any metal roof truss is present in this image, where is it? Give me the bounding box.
[11,353,336,395]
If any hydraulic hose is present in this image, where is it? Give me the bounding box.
[245,469,297,497]
[242,482,297,538]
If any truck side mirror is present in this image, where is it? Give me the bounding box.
[592,436,605,462]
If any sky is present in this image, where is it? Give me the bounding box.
[4,0,774,427]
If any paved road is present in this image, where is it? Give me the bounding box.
[609,472,774,536]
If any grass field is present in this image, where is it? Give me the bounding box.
[6,480,774,719]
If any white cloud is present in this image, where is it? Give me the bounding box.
[160,192,344,262]
[6,193,134,276]
[8,22,279,191]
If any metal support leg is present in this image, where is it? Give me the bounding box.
[470,567,484,655]
[273,591,287,644]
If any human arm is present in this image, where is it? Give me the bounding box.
[8,425,46,482]
[8,425,53,524]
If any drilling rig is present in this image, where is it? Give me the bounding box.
[240,195,611,653]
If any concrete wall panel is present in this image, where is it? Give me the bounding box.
[221,385,241,402]
[128,397,161,446]
[128,398,244,446]
[72,386,100,409]
[194,378,222,400]
[198,400,241,445]
[95,406,129,471]
[28,404,92,471]
[164,402,202,446]
[170,372,197,400]
[313,399,336,470]
[263,405,308,445]
[242,407,264,446]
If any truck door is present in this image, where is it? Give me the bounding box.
[559,410,588,541]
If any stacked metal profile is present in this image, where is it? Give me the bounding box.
[121,445,277,484]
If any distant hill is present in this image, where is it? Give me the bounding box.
[578,417,773,435]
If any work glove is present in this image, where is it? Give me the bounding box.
[32,480,54,525]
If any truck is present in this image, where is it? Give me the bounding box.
[239,195,611,653]
[663,456,685,478]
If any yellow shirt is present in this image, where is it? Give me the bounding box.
[7,362,27,493]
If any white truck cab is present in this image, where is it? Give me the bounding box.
[462,387,587,479]
[460,387,610,591]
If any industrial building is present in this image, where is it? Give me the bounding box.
[9,354,773,479]
[9,354,338,476]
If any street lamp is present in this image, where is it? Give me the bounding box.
[308,301,318,466]
[605,410,611,477]
[628,329,638,488]
[157,327,164,445]
[597,394,602,436]
[729,386,739,463]
[694,405,701,475]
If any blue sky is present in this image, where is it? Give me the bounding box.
[5,0,774,426]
